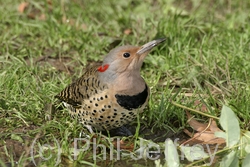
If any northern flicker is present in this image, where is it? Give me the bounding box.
[56,38,165,135]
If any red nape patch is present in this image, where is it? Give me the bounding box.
[97,64,109,72]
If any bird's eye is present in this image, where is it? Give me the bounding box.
[123,52,130,58]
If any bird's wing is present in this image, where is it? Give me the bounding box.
[55,66,107,107]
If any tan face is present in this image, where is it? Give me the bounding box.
[109,46,144,73]
[99,38,166,81]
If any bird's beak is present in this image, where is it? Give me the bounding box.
[136,38,166,55]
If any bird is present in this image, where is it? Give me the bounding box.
[55,38,166,136]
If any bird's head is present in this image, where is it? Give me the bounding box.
[98,38,165,93]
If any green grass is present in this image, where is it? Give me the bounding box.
[0,0,250,166]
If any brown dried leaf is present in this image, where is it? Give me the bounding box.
[186,111,208,132]
[194,100,208,112]
[18,2,29,13]
[124,28,132,35]
[209,120,222,132]
[184,112,225,145]
[183,128,225,145]
[47,0,52,5]
[112,139,134,151]
[18,1,52,20]
[39,13,46,20]
[193,131,225,144]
